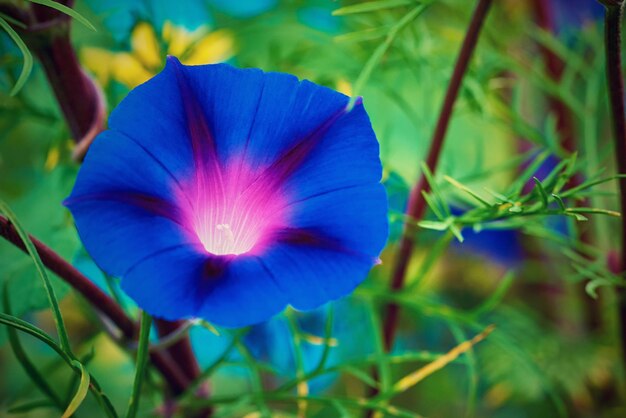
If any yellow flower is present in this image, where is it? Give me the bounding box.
[82,21,235,89]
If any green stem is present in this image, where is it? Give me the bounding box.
[125,312,153,418]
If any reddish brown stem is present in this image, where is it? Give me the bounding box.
[530,0,602,334]
[601,0,626,370]
[0,1,105,160]
[382,0,493,351]
[0,215,190,394]
[155,319,201,381]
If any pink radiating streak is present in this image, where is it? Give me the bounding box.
[179,160,290,256]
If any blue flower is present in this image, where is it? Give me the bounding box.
[64,57,388,327]
[553,0,603,31]
[190,298,374,393]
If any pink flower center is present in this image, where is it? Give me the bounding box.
[180,161,289,256]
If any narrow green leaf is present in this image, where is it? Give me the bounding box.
[3,284,64,410]
[422,191,445,220]
[483,188,512,204]
[349,4,428,105]
[313,305,335,375]
[448,323,477,418]
[0,12,27,29]
[406,231,453,290]
[0,16,33,96]
[8,399,56,414]
[444,175,492,207]
[125,312,152,418]
[560,174,626,198]
[335,26,390,43]
[341,365,379,387]
[333,0,416,16]
[236,338,272,417]
[26,0,96,30]
[507,151,550,196]
[421,162,451,217]
[532,177,550,208]
[449,222,464,243]
[565,207,621,217]
[62,361,90,418]
[471,271,515,317]
[552,194,566,211]
[566,212,588,222]
[0,200,71,352]
[0,313,118,418]
[417,220,449,231]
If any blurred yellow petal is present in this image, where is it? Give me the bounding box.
[44,146,60,171]
[163,21,200,57]
[336,79,353,96]
[111,53,154,88]
[183,30,235,65]
[131,22,162,70]
[80,47,115,85]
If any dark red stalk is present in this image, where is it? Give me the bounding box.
[0,215,190,395]
[0,1,105,160]
[530,0,602,333]
[155,319,201,381]
[600,0,626,370]
[382,0,493,351]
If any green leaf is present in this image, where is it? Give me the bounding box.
[552,194,567,211]
[26,0,96,31]
[417,220,450,231]
[0,16,33,96]
[3,284,64,410]
[0,200,71,352]
[421,162,450,217]
[507,151,550,197]
[560,174,626,198]
[348,3,428,105]
[332,0,418,16]
[0,313,118,418]
[532,177,550,208]
[471,271,515,317]
[125,311,152,418]
[8,399,56,414]
[62,361,90,418]
[444,175,492,208]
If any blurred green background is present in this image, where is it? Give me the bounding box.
[1,0,625,417]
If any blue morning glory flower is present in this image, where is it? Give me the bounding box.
[64,57,388,327]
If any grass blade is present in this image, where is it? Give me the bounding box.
[0,200,71,353]
[349,4,428,106]
[0,16,33,96]
[26,0,96,31]
[0,313,118,418]
[3,284,64,410]
[333,0,416,16]
[62,361,90,418]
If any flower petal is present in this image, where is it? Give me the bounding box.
[197,255,289,327]
[261,184,388,309]
[281,100,383,201]
[121,246,212,318]
[66,128,202,276]
[107,59,196,182]
[178,61,349,170]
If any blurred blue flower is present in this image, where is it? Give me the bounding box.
[65,58,388,327]
[297,7,341,33]
[84,0,213,41]
[191,298,374,393]
[207,0,277,18]
[552,0,603,31]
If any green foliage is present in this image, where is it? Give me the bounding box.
[1,0,625,417]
